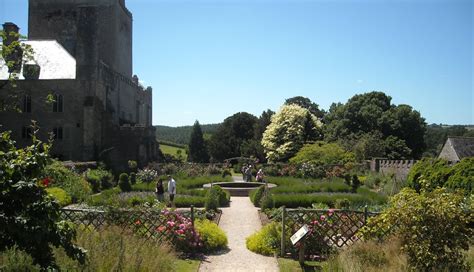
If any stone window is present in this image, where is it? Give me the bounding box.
[21,126,32,139]
[53,127,63,140]
[23,95,31,113]
[53,94,63,112]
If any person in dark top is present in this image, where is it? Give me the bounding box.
[155,178,165,202]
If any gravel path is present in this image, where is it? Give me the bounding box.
[199,177,279,272]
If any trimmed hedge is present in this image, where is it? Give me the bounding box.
[273,192,386,208]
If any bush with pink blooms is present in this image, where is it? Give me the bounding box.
[157,209,203,253]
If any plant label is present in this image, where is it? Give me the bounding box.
[290,224,310,245]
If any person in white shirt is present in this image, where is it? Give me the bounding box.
[167,175,176,207]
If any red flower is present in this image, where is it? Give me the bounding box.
[135,220,141,225]
[40,177,51,187]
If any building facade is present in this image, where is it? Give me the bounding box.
[0,0,159,171]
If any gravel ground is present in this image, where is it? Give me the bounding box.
[199,195,279,272]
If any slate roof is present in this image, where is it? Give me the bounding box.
[0,40,76,80]
[448,137,474,159]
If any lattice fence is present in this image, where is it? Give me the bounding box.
[59,207,202,243]
[281,208,379,259]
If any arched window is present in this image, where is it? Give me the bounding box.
[53,94,63,112]
[23,95,31,113]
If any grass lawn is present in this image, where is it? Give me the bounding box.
[175,259,201,272]
[278,258,339,272]
[160,144,187,161]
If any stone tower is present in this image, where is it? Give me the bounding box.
[28,0,133,79]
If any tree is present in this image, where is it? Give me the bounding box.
[0,125,85,269]
[188,120,209,163]
[208,112,258,161]
[262,104,323,162]
[285,96,325,118]
[324,91,426,159]
[289,141,355,165]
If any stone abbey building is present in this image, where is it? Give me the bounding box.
[0,0,159,171]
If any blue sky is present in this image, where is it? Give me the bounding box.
[1,0,472,126]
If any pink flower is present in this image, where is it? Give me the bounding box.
[328,209,335,216]
[179,224,186,229]
[320,215,326,221]
[167,221,175,227]
[156,226,166,232]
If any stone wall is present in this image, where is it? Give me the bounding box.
[370,158,416,180]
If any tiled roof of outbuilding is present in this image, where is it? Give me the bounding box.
[447,136,474,160]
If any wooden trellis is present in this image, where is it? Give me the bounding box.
[59,207,198,243]
[281,207,379,259]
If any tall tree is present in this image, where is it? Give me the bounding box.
[324,91,426,159]
[262,104,323,162]
[208,112,258,161]
[188,120,209,163]
[285,96,325,118]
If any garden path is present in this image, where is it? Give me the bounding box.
[199,176,279,272]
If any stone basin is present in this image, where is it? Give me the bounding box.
[203,182,277,196]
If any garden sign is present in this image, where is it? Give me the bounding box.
[290,224,310,245]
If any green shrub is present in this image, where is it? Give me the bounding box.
[289,141,356,165]
[445,157,474,194]
[205,186,220,211]
[42,161,92,202]
[406,158,451,192]
[174,196,207,208]
[260,192,274,211]
[221,169,232,178]
[273,193,386,209]
[363,188,472,271]
[250,185,265,207]
[118,173,132,192]
[246,222,286,256]
[212,185,230,207]
[85,169,114,192]
[195,219,228,253]
[129,172,137,185]
[335,198,350,209]
[45,187,72,207]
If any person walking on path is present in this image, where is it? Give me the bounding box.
[155,178,165,202]
[167,175,176,207]
[256,168,264,183]
[245,165,252,182]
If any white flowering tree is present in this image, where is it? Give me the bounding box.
[262,104,323,162]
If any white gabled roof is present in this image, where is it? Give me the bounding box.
[0,40,76,80]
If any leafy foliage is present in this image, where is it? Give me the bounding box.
[246,221,290,256]
[118,173,132,192]
[406,158,451,192]
[205,185,229,211]
[45,187,72,207]
[208,112,258,161]
[42,161,91,202]
[0,128,85,268]
[195,219,228,253]
[262,104,323,162]
[445,158,474,193]
[84,168,114,193]
[188,120,209,163]
[285,96,325,119]
[363,188,472,271]
[289,141,355,165]
[324,92,426,159]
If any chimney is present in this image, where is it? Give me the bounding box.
[3,22,20,46]
[2,22,23,73]
[132,74,139,85]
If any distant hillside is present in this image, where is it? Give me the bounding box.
[155,124,220,145]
